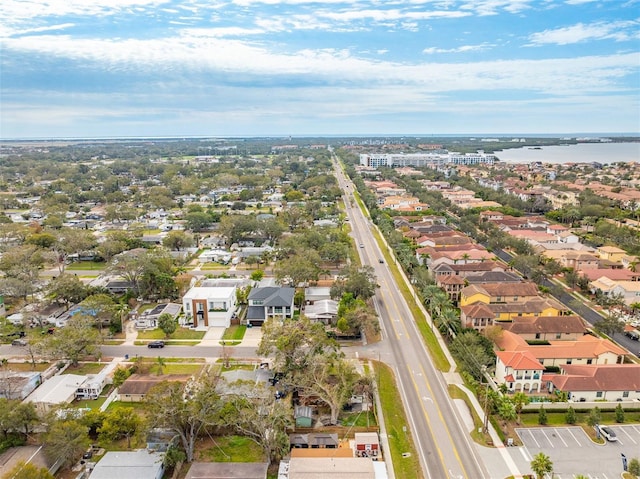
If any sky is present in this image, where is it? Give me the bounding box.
[1,0,639,138]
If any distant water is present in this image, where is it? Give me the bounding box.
[496,142,639,165]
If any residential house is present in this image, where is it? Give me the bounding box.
[286,457,376,479]
[589,277,640,306]
[465,271,522,284]
[429,248,496,266]
[182,286,237,328]
[545,364,640,402]
[495,350,544,393]
[185,463,269,479]
[460,302,496,332]
[580,269,640,282]
[430,261,505,279]
[0,371,41,400]
[459,282,540,308]
[487,297,566,321]
[118,374,191,402]
[304,299,338,325]
[24,374,87,413]
[507,229,558,247]
[597,246,627,262]
[136,303,182,329]
[88,450,164,479]
[304,287,332,304]
[198,249,232,264]
[437,275,466,304]
[246,287,295,326]
[561,251,600,271]
[494,330,627,368]
[498,316,587,341]
[76,362,118,400]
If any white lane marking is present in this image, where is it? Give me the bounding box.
[553,428,568,447]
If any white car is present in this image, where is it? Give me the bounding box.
[597,425,618,442]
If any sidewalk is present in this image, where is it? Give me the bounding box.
[121,322,262,347]
[444,372,525,479]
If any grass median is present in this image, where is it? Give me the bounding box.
[375,360,421,479]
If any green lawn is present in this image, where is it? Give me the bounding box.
[2,362,50,372]
[200,263,230,270]
[376,361,421,479]
[66,362,108,375]
[66,261,105,271]
[197,435,265,462]
[157,363,203,375]
[137,327,206,340]
[341,410,377,427]
[222,325,247,341]
[75,394,109,410]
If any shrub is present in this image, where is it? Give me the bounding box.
[538,406,548,425]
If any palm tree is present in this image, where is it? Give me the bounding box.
[530,452,553,479]
[439,307,460,338]
[512,392,530,424]
[114,302,131,335]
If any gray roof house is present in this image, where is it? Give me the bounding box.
[246,287,295,326]
[88,450,164,479]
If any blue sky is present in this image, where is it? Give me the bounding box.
[1,0,639,138]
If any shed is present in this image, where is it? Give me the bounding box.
[294,405,314,428]
[289,433,309,449]
[309,433,339,448]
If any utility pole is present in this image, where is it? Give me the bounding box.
[482,365,490,433]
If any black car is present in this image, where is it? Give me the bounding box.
[147,340,165,348]
[82,450,93,460]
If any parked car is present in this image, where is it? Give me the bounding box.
[596,425,618,442]
[147,340,165,349]
[11,339,27,346]
[82,450,93,460]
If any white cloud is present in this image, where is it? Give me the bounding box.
[4,31,637,98]
[528,20,640,45]
[423,43,494,54]
[1,0,170,23]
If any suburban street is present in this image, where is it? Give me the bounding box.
[335,161,489,479]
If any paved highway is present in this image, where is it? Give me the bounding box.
[335,159,489,479]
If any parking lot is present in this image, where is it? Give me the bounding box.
[514,425,640,478]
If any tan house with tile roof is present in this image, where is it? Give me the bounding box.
[597,245,627,262]
[494,330,627,368]
[460,302,496,331]
[498,315,587,341]
[546,364,640,402]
